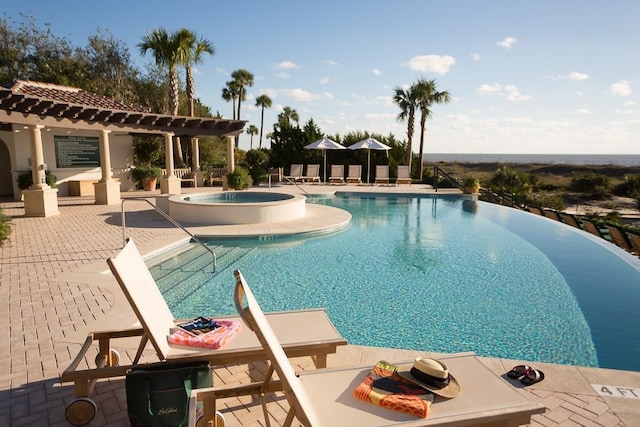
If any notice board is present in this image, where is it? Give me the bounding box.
[54,136,100,168]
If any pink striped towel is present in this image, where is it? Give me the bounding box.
[167,319,241,349]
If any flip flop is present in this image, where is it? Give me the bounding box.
[507,365,531,379]
[521,368,545,385]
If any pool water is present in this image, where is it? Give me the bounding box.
[149,194,640,372]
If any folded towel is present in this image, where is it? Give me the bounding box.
[167,319,241,349]
[354,360,433,418]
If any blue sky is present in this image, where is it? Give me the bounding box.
[5,1,640,154]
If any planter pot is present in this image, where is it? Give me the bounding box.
[142,177,157,191]
[464,186,479,194]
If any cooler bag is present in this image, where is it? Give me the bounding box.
[125,361,212,427]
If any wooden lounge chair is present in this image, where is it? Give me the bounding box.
[558,212,581,228]
[627,230,640,255]
[329,164,345,184]
[604,224,633,252]
[542,209,563,222]
[526,206,543,215]
[346,164,362,184]
[284,163,303,183]
[301,164,321,183]
[190,270,545,426]
[61,239,346,426]
[396,165,412,185]
[375,165,390,185]
[580,218,606,239]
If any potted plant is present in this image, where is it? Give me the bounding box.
[131,165,162,191]
[17,171,57,190]
[462,176,480,194]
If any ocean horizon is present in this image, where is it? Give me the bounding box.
[424,153,640,166]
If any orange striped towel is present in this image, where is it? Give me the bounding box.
[167,319,241,349]
[354,360,433,418]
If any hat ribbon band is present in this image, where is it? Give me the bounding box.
[410,367,450,389]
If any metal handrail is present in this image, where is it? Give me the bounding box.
[121,197,216,272]
[432,165,463,192]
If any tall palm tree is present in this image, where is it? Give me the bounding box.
[278,106,299,128]
[246,124,259,149]
[174,28,214,117]
[221,81,241,120]
[230,69,254,121]
[393,85,418,169]
[138,28,185,165]
[413,78,452,179]
[255,94,272,148]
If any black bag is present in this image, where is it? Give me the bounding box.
[125,361,212,427]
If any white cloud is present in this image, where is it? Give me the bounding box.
[497,36,517,49]
[404,55,456,74]
[266,88,333,102]
[373,68,382,76]
[477,83,531,101]
[323,60,339,66]
[609,80,632,96]
[470,52,480,61]
[319,77,330,84]
[576,108,591,115]
[274,61,301,70]
[568,72,589,80]
[275,72,291,79]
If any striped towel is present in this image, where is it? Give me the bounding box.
[167,319,241,349]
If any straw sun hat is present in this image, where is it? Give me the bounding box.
[398,357,460,398]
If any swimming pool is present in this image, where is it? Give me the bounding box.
[149,194,640,372]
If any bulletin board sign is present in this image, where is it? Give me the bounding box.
[54,136,100,168]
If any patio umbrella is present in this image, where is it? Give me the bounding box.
[349,138,391,184]
[304,138,346,182]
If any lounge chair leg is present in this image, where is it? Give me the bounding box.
[311,354,327,368]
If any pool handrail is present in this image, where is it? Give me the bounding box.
[120,197,216,272]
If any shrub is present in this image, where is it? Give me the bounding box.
[0,209,11,246]
[245,148,271,183]
[17,171,57,190]
[226,167,253,190]
[569,173,610,197]
[613,174,640,198]
[131,165,162,184]
[528,193,567,211]
[488,166,531,195]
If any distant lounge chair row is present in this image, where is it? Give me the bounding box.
[526,207,640,257]
[284,164,320,183]
[328,164,412,186]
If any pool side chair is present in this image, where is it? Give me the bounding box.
[526,206,543,215]
[627,231,640,255]
[543,209,563,222]
[396,165,412,185]
[346,164,362,184]
[61,239,346,424]
[559,212,581,228]
[580,218,606,239]
[284,163,303,183]
[190,270,545,427]
[604,224,633,252]
[329,164,345,184]
[301,164,321,183]
[375,165,390,186]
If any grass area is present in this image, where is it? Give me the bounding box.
[0,208,11,246]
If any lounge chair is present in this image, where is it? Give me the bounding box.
[604,224,633,252]
[558,212,581,228]
[61,239,346,426]
[301,164,321,183]
[190,270,545,426]
[627,230,640,255]
[346,164,362,184]
[329,164,345,184]
[542,209,562,222]
[375,165,390,185]
[284,163,303,183]
[526,206,544,215]
[580,218,606,239]
[396,165,412,185]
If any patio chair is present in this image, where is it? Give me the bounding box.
[396,165,412,185]
[284,163,303,183]
[346,164,362,184]
[558,212,581,228]
[542,209,563,222]
[375,165,390,185]
[627,230,640,255]
[190,270,545,426]
[604,223,633,252]
[580,218,606,239]
[329,164,345,184]
[526,206,544,215]
[61,238,346,426]
[301,164,321,183]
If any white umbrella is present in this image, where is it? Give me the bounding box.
[349,138,391,184]
[304,138,346,182]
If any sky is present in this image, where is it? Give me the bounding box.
[4,1,640,154]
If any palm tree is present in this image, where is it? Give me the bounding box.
[138,28,185,165]
[230,69,254,121]
[255,94,272,148]
[174,28,214,117]
[413,78,452,180]
[246,124,259,149]
[393,85,418,169]
[221,81,241,120]
[278,106,299,128]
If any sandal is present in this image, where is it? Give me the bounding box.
[521,368,545,385]
[507,365,531,379]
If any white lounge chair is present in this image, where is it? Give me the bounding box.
[301,164,321,183]
[346,164,362,184]
[329,164,345,184]
[284,163,303,183]
[61,239,346,426]
[375,165,390,185]
[396,165,412,185]
[190,270,545,426]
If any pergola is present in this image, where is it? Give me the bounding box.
[0,81,246,216]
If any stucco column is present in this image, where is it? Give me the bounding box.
[161,132,181,194]
[99,129,113,182]
[94,128,121,205]
[227,135,235,173]
[191,137,200,171]
[29,125,48,189]
[165,132,175,177]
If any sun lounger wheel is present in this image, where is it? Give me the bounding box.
[94,349,120,368]
[65,397,97,426]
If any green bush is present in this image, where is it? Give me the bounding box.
[131,165,162,184]
[245,148,271,183]
[528,192,567,211]
[488,166,531,195]
[613,174,640,198]
[226,167,253,190]
[17,171,57,190]
[570,173,610,197]
[0,209,11,246]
